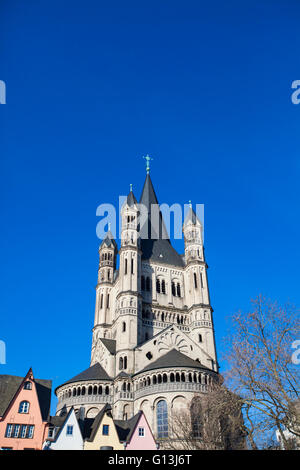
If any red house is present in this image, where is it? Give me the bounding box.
[0,368,52,450]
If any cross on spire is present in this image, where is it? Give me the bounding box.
[143,154,153,174]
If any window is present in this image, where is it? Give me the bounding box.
[24,381,32,390]
[66,425,73,436]
[20,425,27,439]
[125,259,128,275]
[5,424,13,438]
[200,273,204,288]
[157,400,168,438]
[146,277,151,291]
[102,425,109,435]
[122,322,126,332]
[176,284,181,297]
[119,357,123,370]
[141,276,145,290]
[18,401,30,413]
[171,282,176,296]
[131,259,134,274]
[138,427,145,437]
[194,272,198,288]
[100,294,103,309]
[161,280,166,294]
[13,425,20,438]
[198,334,202,343]
[27,426,34,439]
[156,279,161,293]
[124,356,127,369]
[48,427,54,438]
[107,294,110,308]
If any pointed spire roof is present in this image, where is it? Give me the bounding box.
[139,173,184,267]
[100,230,117,250]
[126,188,138,208]
[183,204,202,227]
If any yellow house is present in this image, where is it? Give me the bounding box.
[84,404,123,450]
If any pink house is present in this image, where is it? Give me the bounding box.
[115,411,157,450]
[0,368,52,450]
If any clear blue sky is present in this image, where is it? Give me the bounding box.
[1,0,299,414]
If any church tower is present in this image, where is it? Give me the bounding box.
[55,160,220,442]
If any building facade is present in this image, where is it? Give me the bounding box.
[0,368,52,450]
[55,169,219,446]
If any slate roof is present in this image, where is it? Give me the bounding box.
[127,190,138,207]
[100,338,116,355]
[135,348,210,375]
[59,362,113,389]
[183,206,202,226]
[139,173,184,267]
[100,231,118,250]
[84,404,112,442]
[0,373,52,420]
[114,411,142,443]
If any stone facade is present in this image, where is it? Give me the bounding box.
[55,171,219,444]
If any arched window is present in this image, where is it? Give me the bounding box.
[122,383,126,391]
[157,400,168,438]
[98,385,102,395]
[163,374,168,383]
[23,381,32,390]
[82,386,86,395]
[194,272,198,289]
[200,273,204,288]
[93,385,97,395]
[105,386,109,395]
[141,276,145,291]
[153,375,157,385]
[146,277,151,291]
[156,279,161,293]
[177,284,181,297]
[119,357,124,370]
[122,322,126,332]
[18,401,30,413]
[198,334,202,343]
[161,279,166,294]
[124,356,127,369]
[131,259,134,274]
[175,373,180,382]
[171,282,176,296]
[125,259,128,275]
[100,294,103,309]
[170,373,175,383]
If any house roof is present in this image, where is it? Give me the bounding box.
[84,404,112,442]
[0,372,52,420]
[139,173,184,267]
[58,362,113,390]
[114,411,142,443]
[136,348,210,375]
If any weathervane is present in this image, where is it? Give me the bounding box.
[143,154,153,174]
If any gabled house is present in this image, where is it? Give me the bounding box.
[0,368,52,450]
[83,404,123,450]
[43,407,84,450]
[115,411,157,450]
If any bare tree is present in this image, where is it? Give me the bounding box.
[167,380,247,450]
[224,295,300,450]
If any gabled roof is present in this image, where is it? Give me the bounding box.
[100,338,116,355]
[46,407,77,443]
[99,231,118,250]
[136,348,210,375]
[0,370,52,420]
[114,411,142,443]
[58,362,113,389]
[84,404,112,442]
[183,206,202,227]
[139,173,184,267]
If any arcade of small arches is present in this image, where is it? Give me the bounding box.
[135,370,213,390]
[58,383,112,401]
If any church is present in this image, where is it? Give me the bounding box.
[55,161,219,445]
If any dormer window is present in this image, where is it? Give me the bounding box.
[24,381,32,390]
[18,401,30,414]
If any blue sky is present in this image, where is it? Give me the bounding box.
[0,0,299,414]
